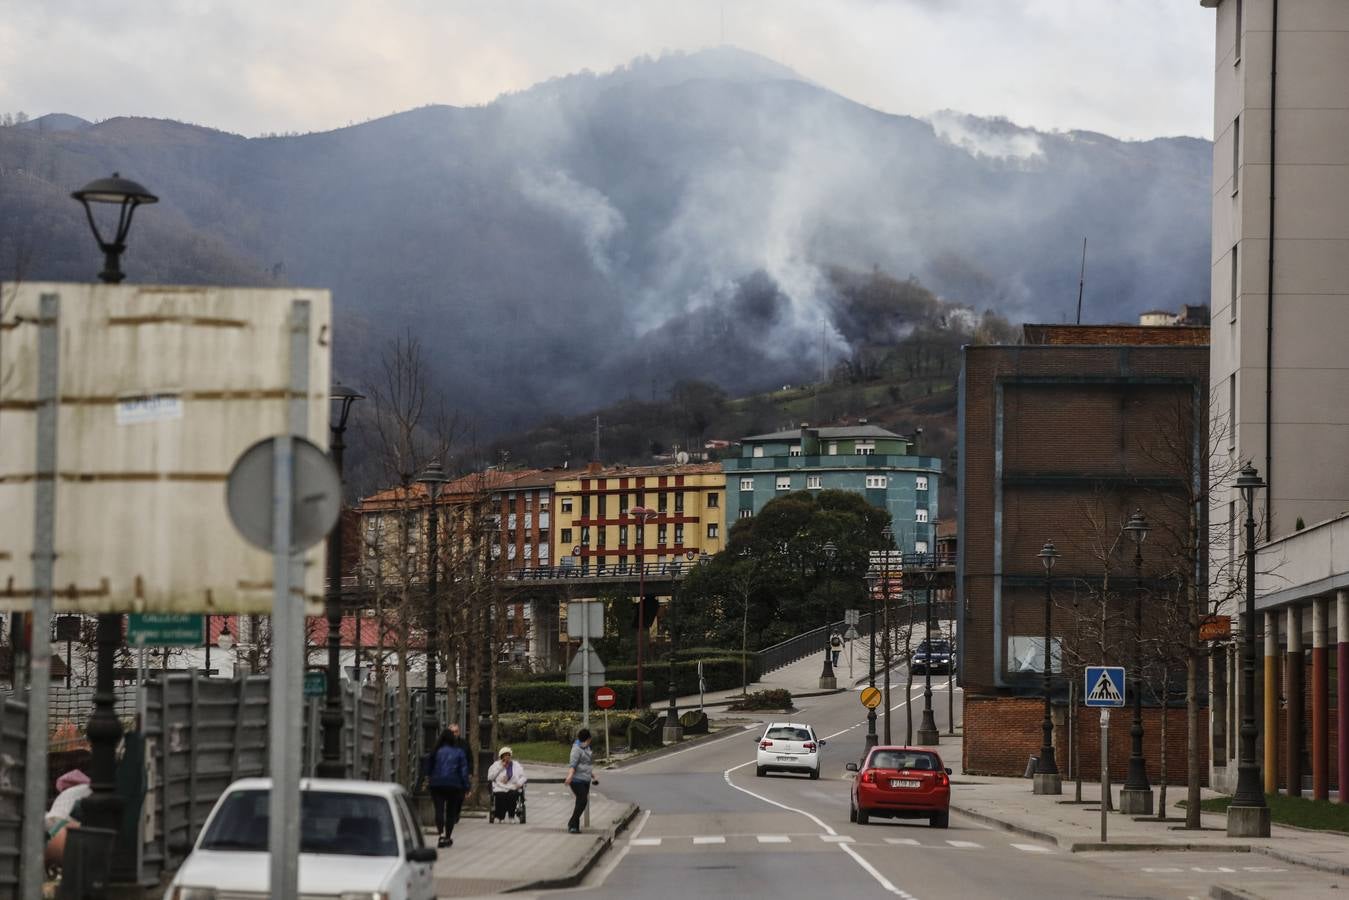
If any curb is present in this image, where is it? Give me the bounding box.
[506,802,641,893]
[1068,842,1251,853]
[947,802,1066,847]
[1254,845,1349,876]
[1210,885,1265,900]
[604,725,754,770]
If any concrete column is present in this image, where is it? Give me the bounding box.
[1313,599,1329,800]
[1339,590,1349,803]
[1264,611,1279,795]
[1286,606,1303,798]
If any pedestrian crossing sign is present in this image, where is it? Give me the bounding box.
[1083,666,1126,707]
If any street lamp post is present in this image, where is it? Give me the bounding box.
[1228,464,1271,837]
[69,174,158,876]
[1120,509,1155,815]
[318,383,363,778]
[861,527,892,750]
[916,553,940,745]
[417,460,450,762]
[630,506,658,709]
[1034,540,1062,794]
[819,541,838,690]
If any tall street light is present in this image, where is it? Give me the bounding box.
[819,541,838,689]
[318,382,363,778]
[916,552,940,745]
[1121,509,1155,815]
[1228,464,1271,836]
[859,526,891,750]
[630,506,658,708]
[417,459,450,761]
[70,174,157,859]
[1034,541,1062,794]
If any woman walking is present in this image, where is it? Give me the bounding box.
[424,728,469,848]
[564,728,598,834]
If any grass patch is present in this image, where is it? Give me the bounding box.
[507,741,574,765]
[1194,793,1349,832]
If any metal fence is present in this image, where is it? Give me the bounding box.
[758,612,877,674]
[0,698,27,900]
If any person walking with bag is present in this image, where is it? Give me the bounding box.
[487,746,528,822]
[564,728,598,834]
[423,728,469,848]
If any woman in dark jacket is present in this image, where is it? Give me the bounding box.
[423,728,469,847]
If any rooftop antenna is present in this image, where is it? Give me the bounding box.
[593,415,601,462]
[1075,237,1087,324]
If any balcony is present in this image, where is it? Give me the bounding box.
[723,453,941,473]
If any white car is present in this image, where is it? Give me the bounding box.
[755,722,825,779]
[164,777,437,900]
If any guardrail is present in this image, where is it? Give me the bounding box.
[758,612,877,674]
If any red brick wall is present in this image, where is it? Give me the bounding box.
[965,695,1210,783]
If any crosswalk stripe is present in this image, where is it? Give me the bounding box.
[630,838,662,847]
[820,835,855,843]
[946,840,982,848]
[1010,843,1053,854]
[885,838,921,846]
[757,835,792,843]
[692,836,726,845]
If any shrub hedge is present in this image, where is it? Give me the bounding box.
[497,679,654,713]
[518,656,759,699]
[728,689,794,711]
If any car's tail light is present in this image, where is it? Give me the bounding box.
[936,771,949,787]
[861,770,876,784]
[803,742,816,751]
[760,740,772,749]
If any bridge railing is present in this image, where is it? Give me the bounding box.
[502,561,700,581]
[758,612,878,675]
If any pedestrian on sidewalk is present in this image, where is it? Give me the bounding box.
[829,630,844,667]
[423,728,469,848]
[487,746,528,823]
[564,728,598,834]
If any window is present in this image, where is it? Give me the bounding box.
[916,509,929,524]
[707,492,719,508]
[581,496,590,517]
[538,511,550,530]
[866,475,888,489]
[658,524,668,545]
[739,509,753,519]
[789,446,802,457]
[1234,0,1242,62]
[597,495,607,516]
[916,476,928,492]
[1228,375,1237,452]
[674,492,684,513]
[619,525,628,546]
[753,446,765,458]
[707,523,719,539]
[597,527,607,548]
[1232,114,1240,196]
[776,476,791,491]
[1230,243,1238,323]
[523,513,532,529]
[740,478,754,491]
[855,441,875,456]
[674,524,685,544]
[561,497,572,514]
[539,543,550,560]
[523,544,532,560]
[524,494,533,509]
[540,496,550,509]
[580,526,590,545]
[1228,500,1236,568]
[915,540,929,555]
[199,789,399,858]
[508,544,517,560]
[618,555,628,569]
[508,513,517,529]
[828,442,838,456]
[635,522,644,545]
[807,475,822,490]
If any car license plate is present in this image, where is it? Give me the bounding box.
[777,756,794,762]
[891,779,921,788]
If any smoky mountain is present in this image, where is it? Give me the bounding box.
[0,47,1211,431]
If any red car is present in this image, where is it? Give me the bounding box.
[847,746,952,828]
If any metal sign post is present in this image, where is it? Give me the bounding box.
[1083,666,1124,845]
[1100,709,1110,843]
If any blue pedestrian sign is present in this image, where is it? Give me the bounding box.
[1084,666,1126,708]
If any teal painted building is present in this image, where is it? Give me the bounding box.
[722,425,941,554]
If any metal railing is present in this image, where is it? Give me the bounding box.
[503,561,701,581]
[758,612,877,675]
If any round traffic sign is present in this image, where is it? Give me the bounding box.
[595,686,617,709]
[860,686,882,709]
[226,435,341,553]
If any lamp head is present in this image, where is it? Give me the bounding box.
[822,540,838,562]
[417,458,450,501]
[1038,540,1059,572]
[1124,509,1149,547]
[71,173,158,283]
[216,625,235,652]
[1236,463,1264,506]
[330,382,365,431]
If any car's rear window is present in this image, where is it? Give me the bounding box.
[198,789,400,857]
[766,727,811,741]
[869,751,939,771]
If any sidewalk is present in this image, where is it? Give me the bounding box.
[937,733,1349,877]
[665,638,871,710]
[430,786,638,897]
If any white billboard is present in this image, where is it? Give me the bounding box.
[0,282,331,613]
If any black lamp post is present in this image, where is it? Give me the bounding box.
[1034,540,1062,794]
[69,174,157,867]
[418,459,450,761]
[629,506,657,709]
[860,527,892,750]
[917,552,940,745]
[1228,464,1271,836]
[1121,509,1154,814]
[318,383,363,778]
[819,541,838,689]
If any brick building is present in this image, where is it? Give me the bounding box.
[958,325,1209,779]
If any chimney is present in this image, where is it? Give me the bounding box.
[914,426,924,456]
[586,461,603,475]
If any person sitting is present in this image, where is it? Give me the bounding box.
[44,767,92,868]
[487,747,528,822]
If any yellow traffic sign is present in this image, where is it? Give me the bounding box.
[860,686,882,709]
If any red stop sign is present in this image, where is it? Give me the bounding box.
[594,686,616,709]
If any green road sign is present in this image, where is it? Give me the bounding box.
[304,670,327,697]
[127,613,204,647]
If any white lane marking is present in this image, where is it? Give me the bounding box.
[723,760,918,899]
[885,838,921,846]
[1142,867,1184,873]
[757,835,792,843]
[629,837,662,847]
[587,809,651,888]
[820,834,855,843]
[946,840,981,849]
[1190,866,1236,873]
[1242,867,1287,873]
[621,724,754,769]
[1010,843,1053,854]
[692,836,726,845]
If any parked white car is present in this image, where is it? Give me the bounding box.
[755,722,825,778]
[163,777,437,900]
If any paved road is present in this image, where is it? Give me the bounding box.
[530,671,1346,900]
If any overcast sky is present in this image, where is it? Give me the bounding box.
[1,1,1216,140]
